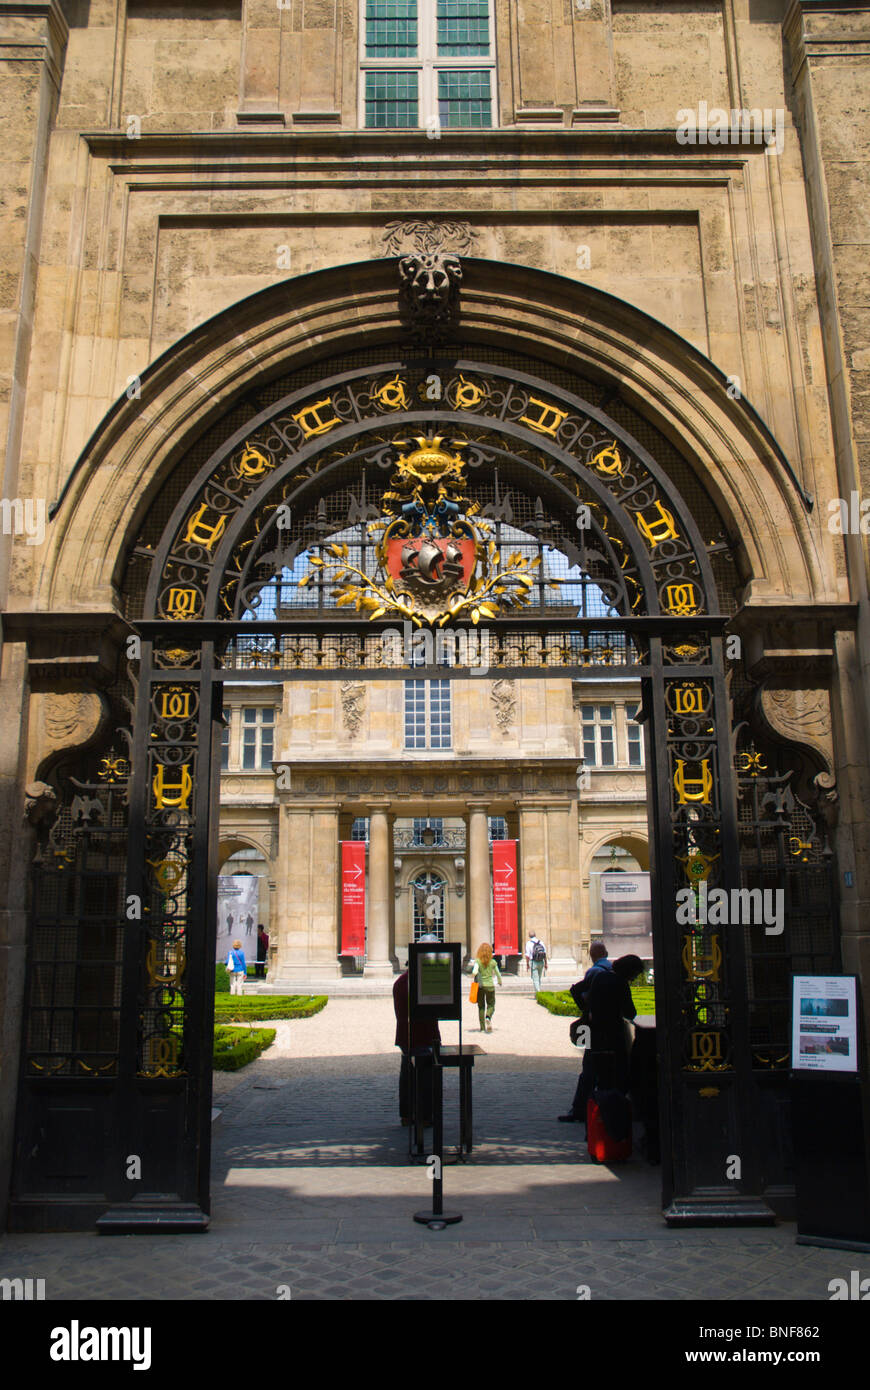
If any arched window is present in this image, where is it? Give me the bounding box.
[412,871,446,941]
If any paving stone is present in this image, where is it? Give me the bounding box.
[0,999,850,1301]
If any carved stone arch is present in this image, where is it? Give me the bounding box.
[13,255,846,1239]
[217,833,272,866]
[36,258,830,617]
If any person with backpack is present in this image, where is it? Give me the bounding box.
[525,933,548,992]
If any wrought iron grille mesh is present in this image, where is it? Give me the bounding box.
[730,665,838,1070]
[24,671,133,1078]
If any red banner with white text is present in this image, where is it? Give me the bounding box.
[492,840,518,955]
[340,841,366,956]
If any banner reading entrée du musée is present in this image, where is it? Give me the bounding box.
[340,841,366,956]
[492,840,518,955]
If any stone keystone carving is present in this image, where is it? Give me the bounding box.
[385,220,476,344]
[398,250,462,342]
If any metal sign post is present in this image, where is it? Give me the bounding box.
[409,942,463,1228]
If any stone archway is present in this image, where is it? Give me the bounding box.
[5,257,854,1235]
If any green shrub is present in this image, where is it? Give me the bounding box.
[536,983,656,1016]
[213,1025,276,1071]
[214,994,328,1023]
[536,990,580,1016]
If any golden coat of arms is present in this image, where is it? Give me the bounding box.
[301,436,547,627]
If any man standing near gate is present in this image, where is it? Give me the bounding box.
[525,932,548,992]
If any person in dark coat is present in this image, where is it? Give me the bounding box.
[255,924,269,979]
[559,953,642,1130]
[393,968,441,1126]
[558,941,613,1123]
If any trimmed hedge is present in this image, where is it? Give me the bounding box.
[213,1025,276,1072]
[214,994,328,1023]
[536,984,656,1017]
[536,990,581,1016]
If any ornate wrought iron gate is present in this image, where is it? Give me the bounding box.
[10,348,837,1230]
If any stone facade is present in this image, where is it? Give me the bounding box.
[216,678,646,981]
[2,0,870,1227]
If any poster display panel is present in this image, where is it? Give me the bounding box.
[216,875,259,965]
[492,840,518,955]
[408,942,462,1021]
[792,975,859,1073]
[340,841,366,956]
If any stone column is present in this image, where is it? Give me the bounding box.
[517,799,581,977]
[271,800,343,988]
[364,800,394,978]
[466,801,491,955]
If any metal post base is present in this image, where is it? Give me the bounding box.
[414,1210,463,1228]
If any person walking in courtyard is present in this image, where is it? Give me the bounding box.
[525,932,548,992]
[471,942,502,1032]
[226,939,247,995]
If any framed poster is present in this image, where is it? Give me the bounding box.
[216,874,260,965]
[792,975,859,1073]
[408,942,461,1021]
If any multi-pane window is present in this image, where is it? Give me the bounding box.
[366,0,418,56]
[365,70,418,127]
[581,705,615,767]
[438,68,490,126]
[437,0,489,54]
[488,816,507,841]
[404,679,451,749]
[361,0,495,129]
[241,707,275,770]
[351,817,370,841]
[626,703,644,768]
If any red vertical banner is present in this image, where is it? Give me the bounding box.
[340,841,366,956]
[492,840,518,955]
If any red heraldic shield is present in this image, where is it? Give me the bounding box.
[385,536,476,590]
[340,841,366,956]
[492,840,518,955]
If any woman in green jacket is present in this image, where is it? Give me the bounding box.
[471,942,502,1032]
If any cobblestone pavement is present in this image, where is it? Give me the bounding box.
[0,998,861,1300]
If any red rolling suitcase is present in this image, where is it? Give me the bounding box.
[587,1095,632,1162]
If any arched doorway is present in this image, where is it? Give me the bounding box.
[9,260,844,1233]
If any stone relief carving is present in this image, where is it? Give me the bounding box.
[757,681,838,826]
[398,251,462,342]
[491,679,517,732]
[29,686,109,787]
[24,781,57,827]
[383,219,478,257]
[340,680,366,736]
[40,689,104,751]
[759,684,834,774]
[385,218,476,344]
